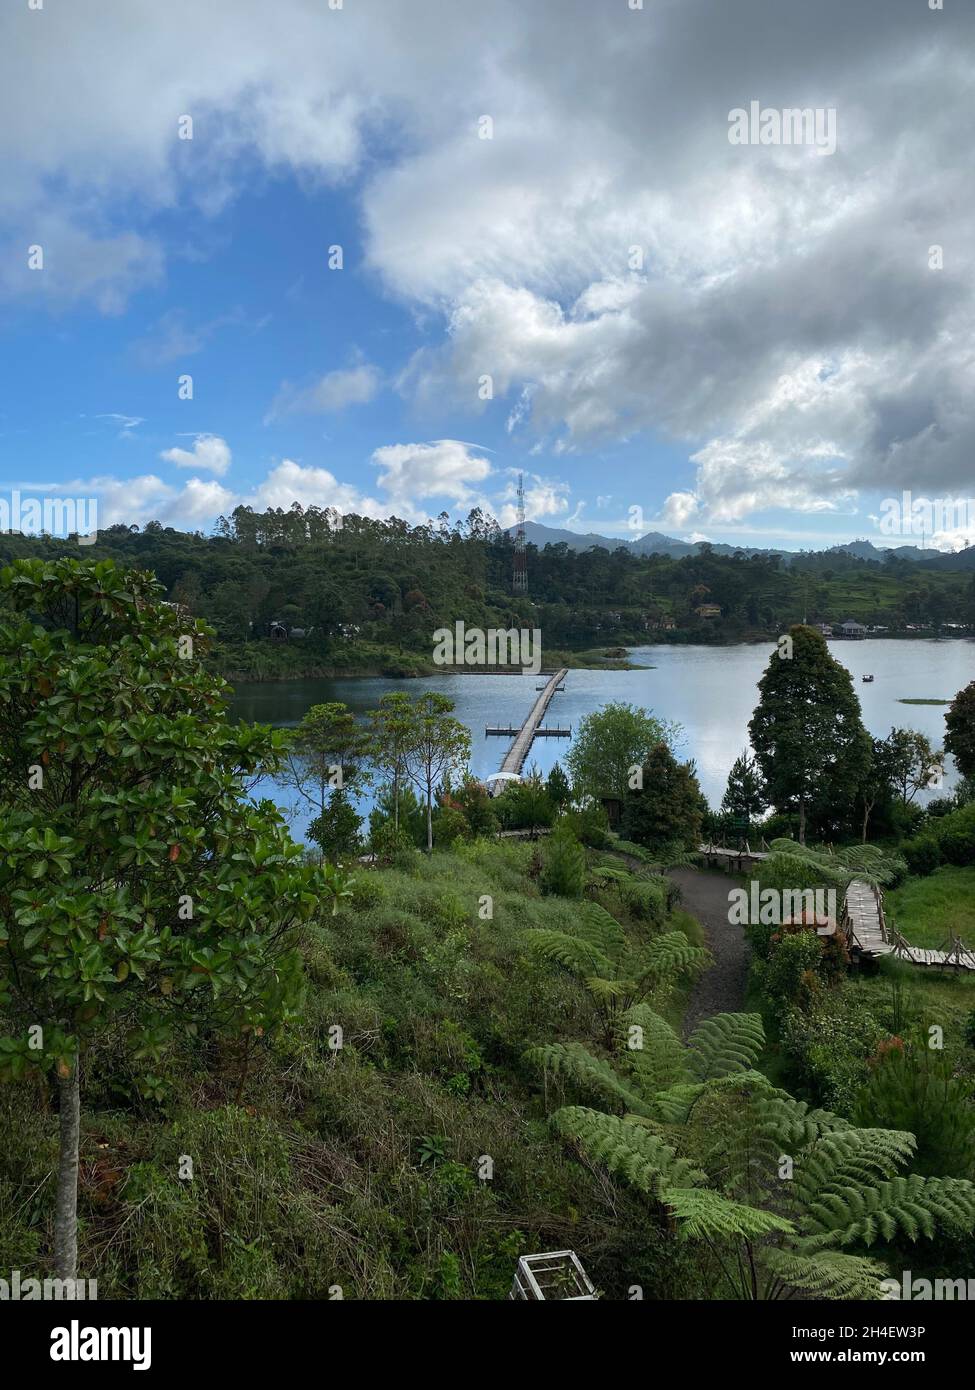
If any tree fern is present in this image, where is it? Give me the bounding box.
[686,1011,765,1079]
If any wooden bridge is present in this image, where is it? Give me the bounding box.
[697,841,770,871]
[486,668,569,797]
[843,879,975,971]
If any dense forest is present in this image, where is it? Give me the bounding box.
[2,505,973,678]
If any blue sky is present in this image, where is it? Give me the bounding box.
[2,0,973,552]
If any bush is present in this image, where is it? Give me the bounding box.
[764,931,824,1017]
[540,827,586,898]
[902,834,943,877]
[780,990,885,1113]
[854,1042,975,1177]
[562,802,612,848]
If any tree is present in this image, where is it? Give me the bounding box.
[719,751,767,833]
[278,702,369,821]
[307,788,362,863]
[0,558,319,1280]
[530,1009,975,1299]
[546,761,572,812]
[946,680,975,780]
[365,692,418,832]
[748,626,869,843]
[882,727,943,806]
[401,693,471,853]
[622,743,704,852]
[566,702,681,805]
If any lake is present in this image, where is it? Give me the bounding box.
[229,639,975,839]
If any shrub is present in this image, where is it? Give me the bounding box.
[540,827,586,898]
[780,991,885,1113]
[764,930,824,1016]
[562,803,612,848]
[902,834,943,876]
[854,1042,975,1177]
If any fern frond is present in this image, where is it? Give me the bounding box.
[762,1248,889,1300]
[523,929,612,977]
[553,1106,704,1194]
[617,1004,690,1095]
[633,931,711,985]
[662,1187,793,1241]
[801,1173,975,1250]
[686,1012,765,1080]
[525,1042,651,1116]
[575,901,627,957]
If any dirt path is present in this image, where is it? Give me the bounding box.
[668,865,750,1038]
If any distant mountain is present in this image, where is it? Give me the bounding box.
[506,521,964,565]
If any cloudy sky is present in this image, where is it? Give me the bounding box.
[2,0,972,549]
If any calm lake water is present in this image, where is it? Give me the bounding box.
[229,639,975,839]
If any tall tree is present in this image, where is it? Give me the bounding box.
[278,701,369,821]
[946,680,975,780]
[401,693,471,853]
[621,743,704,852]
[748,625,869,843]
[566,702,680,804]
[0,558,319,1280]
[365,692,420,832]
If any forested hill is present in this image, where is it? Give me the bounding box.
[2,504,973,678]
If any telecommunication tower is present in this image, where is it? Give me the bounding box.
[513,471,528,593]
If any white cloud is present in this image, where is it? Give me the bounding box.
[160,434,232,476]
[371,439,494,516]
[265,362,382,421]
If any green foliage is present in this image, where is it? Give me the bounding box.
[749,625,870,842]
[522,902,710,1039]
[854,1041,975,1177]
[307,789,362,864]
[566,702,681,803]
[946,680,975,780]
[540,826,586,899]
[720,750,768,829]
[0,559,318,1084]
[545,762,571,811]
[621,743,704,852]
[535,1011,975,1299]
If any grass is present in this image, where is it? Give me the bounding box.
[885,866,975,948]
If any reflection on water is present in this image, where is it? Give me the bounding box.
[229,640,975,840]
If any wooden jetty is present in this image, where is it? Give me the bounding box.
[843,879,975,971]
[487,667,569,796]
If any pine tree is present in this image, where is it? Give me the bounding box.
[546,761,571,812]
[748,626,870,843]
[720,751,767,834]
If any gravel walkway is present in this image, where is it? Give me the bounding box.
[668,865,750,1039]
